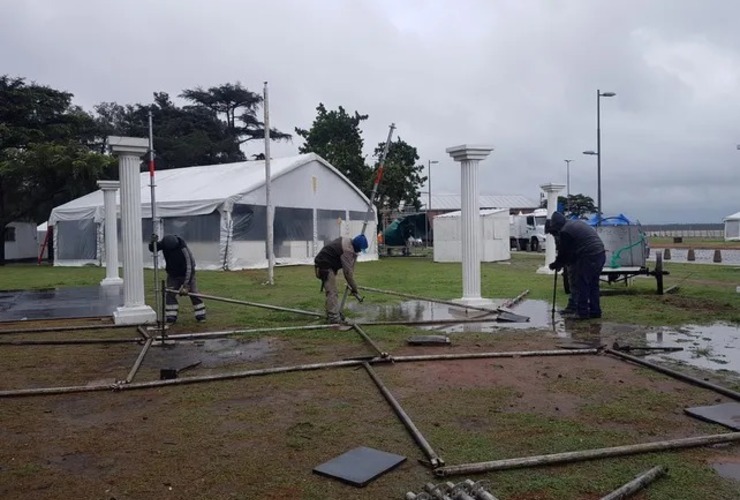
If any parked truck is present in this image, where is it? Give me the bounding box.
[509,208,547,251]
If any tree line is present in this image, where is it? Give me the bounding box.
[0,76,426,264]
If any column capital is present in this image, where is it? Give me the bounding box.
[446,144,494,162]
[97,180,121,191]
[107,136,149,156]
[539,183,566,194]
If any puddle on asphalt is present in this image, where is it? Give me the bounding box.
[644,323,740,375]
[142,338,274,371]
[347,299,558,333]
[712,462,740,482]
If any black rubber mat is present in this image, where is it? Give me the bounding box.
[313,446,406,487]
[684,402,740,431]
[0,286,124,322]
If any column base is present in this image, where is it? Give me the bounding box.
[536,266,556,275]
[113,305,157,325]
[100,277,123,286]
[454,297,498,308]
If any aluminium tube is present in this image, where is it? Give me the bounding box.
[165,289,323,318]
[600,465,666,500]
[148,110,163,328]
[0,338,141,346]
[392,348,599,363]
[362,362,444,468]
[606,348,740,401]
[0,324,131,335]
[0,359,364,398]
[434,432,740,477]
[351,324,388,358]
[159,324,335,341]
[356,318,504,327]
[499,289,530,310]
[124,337,153,384]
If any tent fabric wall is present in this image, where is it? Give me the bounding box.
[48,153,378,269]
[433,208,511,263]
[3,222,38,261]
[725,212,740,241]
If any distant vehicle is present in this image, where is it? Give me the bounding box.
[509,208,547,251]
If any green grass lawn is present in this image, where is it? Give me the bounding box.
[2,253,738,327]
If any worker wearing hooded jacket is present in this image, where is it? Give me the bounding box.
[546,212,605,319]
[149,234,206,324]
[314,234,368,323]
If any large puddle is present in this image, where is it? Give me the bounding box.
[142,338,275,372]
[349,299,740,376]
[645,323,740,375]
[347,299,557,333]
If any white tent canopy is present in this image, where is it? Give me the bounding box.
[433,208,511,263]
[49,153,378,269]
[724,211,740,241]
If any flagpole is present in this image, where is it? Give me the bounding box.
[264,81,274,285]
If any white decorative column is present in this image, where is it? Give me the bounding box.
[537,182,566,274]
[446,144,494,306]
[98,180,123,286]
[108,136,156,325]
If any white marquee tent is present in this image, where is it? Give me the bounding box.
[725,211,740,241]
[433,208,511,263]
[48,153,378,269]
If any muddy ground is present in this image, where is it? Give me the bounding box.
[1,321,739,499]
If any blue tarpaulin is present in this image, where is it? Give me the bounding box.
[587,214,632,226]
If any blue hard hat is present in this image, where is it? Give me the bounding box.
[352,234,369,252]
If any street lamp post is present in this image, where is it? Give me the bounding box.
[583,89,615,224]
[563,159,573,213]
[427,160,439,246]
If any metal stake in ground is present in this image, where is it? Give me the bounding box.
[551,268,558,320]
[148,111,163,330]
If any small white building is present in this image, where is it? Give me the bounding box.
[433,208,511,263]
[725,211,740,241]
[3,222,38,261]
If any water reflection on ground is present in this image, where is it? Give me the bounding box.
[349,298,740,376]
[645,323,740,375]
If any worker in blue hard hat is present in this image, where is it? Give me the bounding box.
[314,234,368,323]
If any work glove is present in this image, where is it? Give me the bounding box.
[178,285,190,296]
[549,262,561,271]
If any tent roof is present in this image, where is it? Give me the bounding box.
[724,211,740,221]
[49,153,368,224]
[422,193,538,211]
[435,208,509,219]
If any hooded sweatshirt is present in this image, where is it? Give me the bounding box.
[549,212,605,266]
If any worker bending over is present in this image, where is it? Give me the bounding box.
[314,234,368,323]
[149,234,206,324]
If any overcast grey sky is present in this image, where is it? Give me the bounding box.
[2,0,739,223]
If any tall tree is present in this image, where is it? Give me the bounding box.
[371,138,426,212]
[180,82,291,146]
[0,76,115,264]
[558,193,597,218]
[295,103,370,190]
